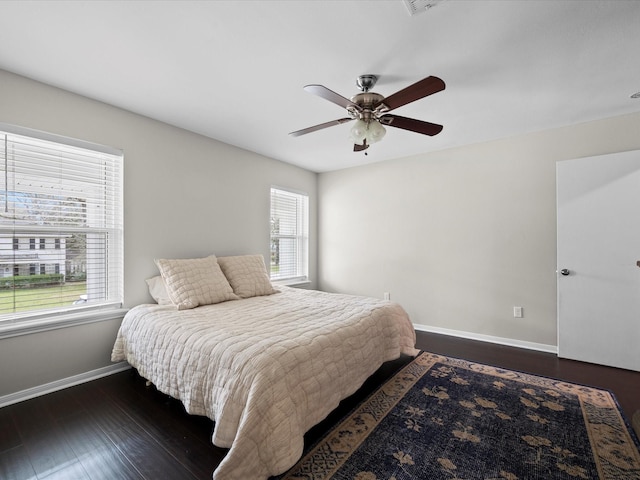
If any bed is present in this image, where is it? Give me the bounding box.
[111,254,418,480]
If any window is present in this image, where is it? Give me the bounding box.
[270,187,308,283]
[0,124,123,322]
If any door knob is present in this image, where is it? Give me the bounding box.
[560,269,570,276]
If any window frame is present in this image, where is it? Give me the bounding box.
[0,123,124,332]
[269,186,309,285]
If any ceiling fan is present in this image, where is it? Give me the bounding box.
[289,74,445,152]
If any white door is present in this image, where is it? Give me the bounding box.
[557,149,640,371]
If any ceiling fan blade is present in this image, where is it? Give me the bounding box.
[353,139,369,152]
[379,114,443,136]
[375,76,445,112]
[304,85,362,111]
[289,117,353,137]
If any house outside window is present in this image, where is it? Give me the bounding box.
[0,234,68,279]
[0,124,123,321]
[269,187,308,283]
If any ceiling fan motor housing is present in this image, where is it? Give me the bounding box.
[349,92,386,121]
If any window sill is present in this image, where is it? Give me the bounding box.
[274,279,312,289]
[0,307,129,340]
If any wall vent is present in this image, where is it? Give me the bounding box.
[403,0,446,16]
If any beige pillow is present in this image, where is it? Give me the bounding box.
[154,255,238,310]
[217,254,279,299]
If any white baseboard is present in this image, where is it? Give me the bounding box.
[0,362,131,408]
[0,327,556,408]
[413,323,558,354]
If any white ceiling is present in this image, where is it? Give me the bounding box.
[0,0,639,172]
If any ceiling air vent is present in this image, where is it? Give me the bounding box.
[403,0,446,16]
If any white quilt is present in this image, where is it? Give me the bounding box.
[111,286,417,480]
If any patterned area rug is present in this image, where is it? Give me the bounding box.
[280,351,640,480]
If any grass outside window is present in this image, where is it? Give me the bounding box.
[0,282,87,314]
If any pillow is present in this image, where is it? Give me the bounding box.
[145,275,173,305]
[154,255,238,310]
[217,254,279,299]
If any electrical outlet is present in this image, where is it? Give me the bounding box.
[384,292,391,301]
[513,306,523,318]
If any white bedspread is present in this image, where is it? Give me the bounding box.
[111,286,417,480]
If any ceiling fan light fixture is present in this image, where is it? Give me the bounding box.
[349,119,368,145]
[366,120,386,144]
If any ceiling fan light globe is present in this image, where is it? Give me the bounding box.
[349,119,368,144]
[366,120,386,144]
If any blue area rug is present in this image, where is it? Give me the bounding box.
[280,351,640,479]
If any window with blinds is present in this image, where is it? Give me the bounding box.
[270,187,308,283]
[0,124,123,322]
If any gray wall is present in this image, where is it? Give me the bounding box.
[0,69,317,399]
[318,111,640,350]
[3,65,639,402]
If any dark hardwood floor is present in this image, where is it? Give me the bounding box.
[1,331,638,480]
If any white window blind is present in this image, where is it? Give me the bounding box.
[270,187,308,282]
[0,124,123,323]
